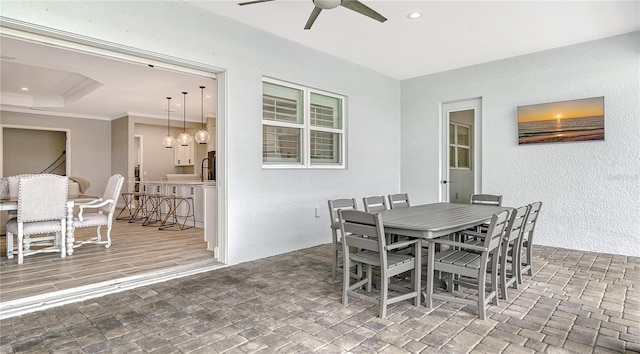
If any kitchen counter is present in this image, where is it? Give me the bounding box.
[138,180,216,186]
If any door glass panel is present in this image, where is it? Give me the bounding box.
[457,147,470,168]
[457,126,469,146]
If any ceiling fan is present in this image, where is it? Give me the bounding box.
[238,0,387,30]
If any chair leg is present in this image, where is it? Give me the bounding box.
[342,259,350,306]
[331,229,339,279]
[477,270,487,320]
[380,275,389,319]
[105,224,113,248]
[18,233,24,265]
[6,232,14,259]
[500,250,508,301]
[526,241,533,276]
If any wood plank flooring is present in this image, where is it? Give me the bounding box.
[0,216,213,303]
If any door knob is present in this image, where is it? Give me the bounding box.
[442,180,453,184]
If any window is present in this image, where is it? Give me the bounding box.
[262,78,345,168]
[449,122,471,169]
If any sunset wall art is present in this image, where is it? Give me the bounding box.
[517,97,605,145]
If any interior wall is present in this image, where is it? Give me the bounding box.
[401,32,640,257]
[2,128,66,176]
[0,111,112,197]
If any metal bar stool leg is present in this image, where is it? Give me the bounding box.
[116,192,135,220]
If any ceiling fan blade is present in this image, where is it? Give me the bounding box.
[340,0,387,23]
[238,0,275,6]
[304,7,323,30]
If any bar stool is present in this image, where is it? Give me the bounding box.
[158,185,195,230]
[142,193,164,226]
[115,192,137,220]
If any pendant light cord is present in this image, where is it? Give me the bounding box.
[166,97,172,134]
[182,92,187,132]
[200,86,206,130]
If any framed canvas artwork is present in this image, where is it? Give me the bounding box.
[517,96,604,145]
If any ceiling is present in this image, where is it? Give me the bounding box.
[0,36,217,122]
[191,0,639,80]
[0,1,637,121]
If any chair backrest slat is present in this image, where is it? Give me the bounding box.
[506,205,530,243]
[363,196,388,213]
[483,209,511,251]
[388,193,410,209]
[340,210,385,253]
[523,201,542,234]
[470,194,502,206]
[328,198,358,226]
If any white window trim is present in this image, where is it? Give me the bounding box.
[262,77,346,169]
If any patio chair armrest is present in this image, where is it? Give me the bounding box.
[458,230,486,239]
[385,238,420,251]
[431,238,488,252]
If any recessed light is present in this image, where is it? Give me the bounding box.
[21,87,29,91]
[407,12,422,19]
[205,95,211,98]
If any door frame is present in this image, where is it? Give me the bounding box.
[440,98,482,202]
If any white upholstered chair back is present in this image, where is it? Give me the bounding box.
[100,174,125,214]
[17,174,68,223]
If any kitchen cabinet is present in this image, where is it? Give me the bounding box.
[174,137,194,166]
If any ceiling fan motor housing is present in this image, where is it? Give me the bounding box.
[313,0,341,10]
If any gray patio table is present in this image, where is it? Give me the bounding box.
[379,202,512,308]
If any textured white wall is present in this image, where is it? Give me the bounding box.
[401,32,640,256]
[1,1,401,264]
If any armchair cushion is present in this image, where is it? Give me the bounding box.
[73,213,108,228]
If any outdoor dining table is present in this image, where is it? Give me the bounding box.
[1,195,99,256]
[379,202,512,308]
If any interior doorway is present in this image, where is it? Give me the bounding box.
[1,126,70,177]
[440,98,482,203]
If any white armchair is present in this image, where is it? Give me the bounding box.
[72,174,124,249]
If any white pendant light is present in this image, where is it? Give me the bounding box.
[176,91,191,146]
[162,97,176,148]
[194,85,211,144]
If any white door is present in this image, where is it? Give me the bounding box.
[440,98,482,203]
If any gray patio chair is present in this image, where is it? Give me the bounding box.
[427,209,511,319]
[5,174,68,264]
[339,209,421,319]
[517,201,542,284]
[388,193,410,209]
[327,198,358,279]
[72,174,124,249]
[460,205,530,300]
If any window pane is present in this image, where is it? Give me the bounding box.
[263,82,303,124]
[310,93,342,129]
[449,124,455,142]
[449,146,455,167]
[311,131,341,164]
[457,125,470,146]
[263,125,301,163]
[457,147,470,168]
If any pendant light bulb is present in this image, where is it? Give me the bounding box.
[195,85,211,144]
[177,91,191,146]
[162,96,176,148]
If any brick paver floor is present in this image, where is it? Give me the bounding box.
[1,245,638,353]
